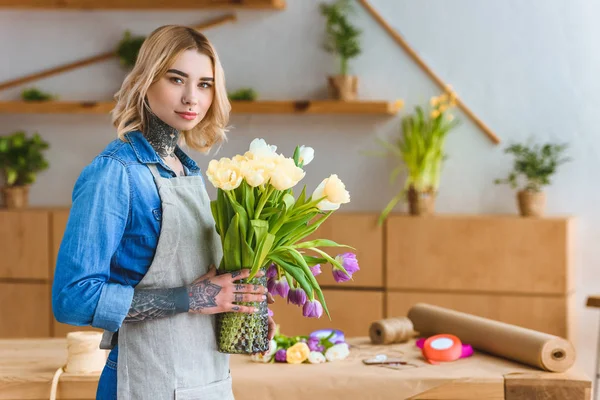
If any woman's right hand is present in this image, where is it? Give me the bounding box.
[187,265,267,315]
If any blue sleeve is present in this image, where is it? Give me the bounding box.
[52,155,134,332]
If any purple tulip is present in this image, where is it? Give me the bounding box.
[332,253,360,283]
[287,288,307,306]
[310,264,322,276]
[266,263,277,279]
[310,329,345,344]
[275,349,287,362]
[303,299,323,318]
[268,277,289,298]
[307,337,324,352]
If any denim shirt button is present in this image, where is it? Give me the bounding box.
[152,208,162,221]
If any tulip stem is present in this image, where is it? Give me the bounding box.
[254,185,275,219]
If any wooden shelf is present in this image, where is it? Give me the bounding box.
[0,0,286,9]
[0,100,404,116]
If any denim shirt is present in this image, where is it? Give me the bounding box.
[52,129,203,333]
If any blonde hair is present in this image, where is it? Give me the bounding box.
[111,25,230,153]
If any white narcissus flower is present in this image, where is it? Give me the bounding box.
[206,157,243,191]
[250,339,278,363]
[248,138,278,160]
[311,174,351,211]
[298,145,314,166]
[308,351,327,364]
[325,343,350,362]
[269,155,305,190]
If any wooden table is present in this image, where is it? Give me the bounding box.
[587,295,600,400]
[0,337,591,400]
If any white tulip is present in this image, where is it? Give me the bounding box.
[311,174,351,211]
[308,351,327,364]
[298,146,314,166]
[325,343,350,362]
[250,339,278,363]
[248,138,278,159]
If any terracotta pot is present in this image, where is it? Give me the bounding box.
[2,185,29,209]
[407,186,436,216]
[327,75,358,101]
[517,190,546,217]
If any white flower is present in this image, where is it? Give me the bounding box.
[269,155,305,190]
[206,157,243,191]
[250,339,278,363]
[298,146,314,166]
[325,343,350,362]
[308,351,327,364]
[248,138,278,160]
[311,174,351,211]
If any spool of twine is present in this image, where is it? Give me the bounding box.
[49,332,108,400]
[369,317,416,344]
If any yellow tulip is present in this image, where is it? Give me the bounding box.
[286,342,310,364]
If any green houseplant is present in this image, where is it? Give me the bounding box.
[320,0,362,101]
[494,141,570,217]
[375,90,459,224]
[0,131,50,209]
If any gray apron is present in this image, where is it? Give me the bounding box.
[116,164,233,400]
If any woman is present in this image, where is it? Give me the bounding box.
[52,25,276,400]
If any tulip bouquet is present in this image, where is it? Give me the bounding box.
[206,139,356,355]
[251,328,350,364]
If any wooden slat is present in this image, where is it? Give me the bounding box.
[0,283,50,338]
[269,289,383,337]
[504,372,592,400]
[306,213,383,288]
[0,100,404,115]
[387,291,572,338]
[0,0,286,9]
[386,214,574,295]
[50,210,70,279]
[0,210,49,280]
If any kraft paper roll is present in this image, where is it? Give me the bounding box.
[369,317,416,344]
[407,303,576,372]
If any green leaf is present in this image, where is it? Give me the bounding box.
[6,169,17,186]
[287,248,330,319]
[308,247,344,271]
[250,232,275,278]
[222,213,241,271]
[270,254,313,300]
[294,238,354,250]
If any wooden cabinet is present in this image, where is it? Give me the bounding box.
[0,210,50,280]
[385,214,576,340]
[0,210,576,341]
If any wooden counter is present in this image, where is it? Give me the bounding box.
[0,337,591,400]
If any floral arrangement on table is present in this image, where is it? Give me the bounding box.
[206,139,359,355]
[251,329,350,364]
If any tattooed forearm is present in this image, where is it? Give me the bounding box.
[124,287,189,322]
[188,278,222,312]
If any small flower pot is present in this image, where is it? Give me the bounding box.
[407,186,436,216]
[327,75,358,101]
[517,189,546,217]
[215,267,269,354]
[2,185,29,209]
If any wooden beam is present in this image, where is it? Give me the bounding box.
[0,0,286,10]
[357,0,501,145]
[0,14,237,92]
[0,100,404,116]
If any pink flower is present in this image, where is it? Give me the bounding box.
[287,288,307,306]
[303,299,323,318]
[332,253,360,283]
[268,277,289,298]
[310,264,322,276]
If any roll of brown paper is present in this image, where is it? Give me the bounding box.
[407,303,575,372]
[369,317,415,344]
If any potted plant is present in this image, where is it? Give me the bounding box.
[494,141,570,217]
[374,89,459,224]
[0,131,50,209]
[320,0,362,101]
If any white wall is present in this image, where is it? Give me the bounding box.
[1,0,598,379]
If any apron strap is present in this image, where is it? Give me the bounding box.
[147,164,162,180]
